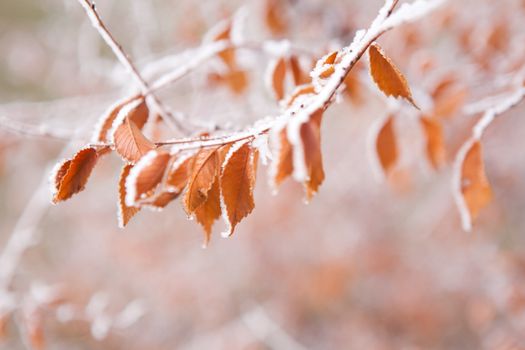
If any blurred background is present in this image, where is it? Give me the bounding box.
[1,0,525,349]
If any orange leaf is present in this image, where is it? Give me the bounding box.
[323,51,338,65]
[111,99,155,163]
[319,65,335,79]
[458,141,493,230]
[209,21,236,69]
[225,69,248,94]
[184,147,220,214]
[195,177,222,245]
[270,127,294,190]
[300,110,325,200]
[420,116,446,169]
[51,147,98,203]
[118,164,140,228]
[92,95,139,144]
[268,57,287,101]
[375,115,398,175]
[288,55,309,85]
[220,142,258,236]
[369,43,418,108]
[125,150,171,206]
[264,0,288,36]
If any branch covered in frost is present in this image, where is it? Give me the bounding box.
[76,0,192,134]
[453,83,525,231]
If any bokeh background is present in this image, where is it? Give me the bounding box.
[1,0,525,349]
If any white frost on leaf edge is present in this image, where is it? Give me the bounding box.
[125,149,161,207]
[108,97,144,146]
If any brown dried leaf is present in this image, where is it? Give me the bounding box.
[288,55,309,85]
[319,65,335,79]
[52,147,98,203]
[300,110,325,200]
[166,154,194,192]
[126,150,171,206]
[92,95,139,144]
[118,164,140,228]
[225,69,248,94]
[184,147,220,214]
[323,51,338,65]
[264,0,288,36]
[459,141,493,226]
[112,100,155,164]
[210,21,236,69]
[195,177,222,244]
[376,115,398,175]
[271,127,294,189]
[221,142,258,236]
[369,43,418,108]
[421,116,446,169]
[269,57,287,100]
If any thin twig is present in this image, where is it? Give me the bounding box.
[0,116,73,141]
[76,0,192,134]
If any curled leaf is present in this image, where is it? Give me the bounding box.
[369,43,418,108]
[456,141,493,231]
[91,95,139,144]
[300,110,325,200]
[270,127,293,190]
[51,147,98,203]
[267,57,287,101]
[118,164,140,228]
[288,55,309,85]
[420,116,446,169]
[125,150,171,206]
[375,115,398,176]
[264,0,288,36]
[195,177,222,245]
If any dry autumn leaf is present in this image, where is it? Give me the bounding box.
[300,110,325,200]
[288,55,309,85]
[268,57,287,101]
[270,127,294,190]
[221,141,258,236]
[92,95,139,144]
[125,150,171,206]
[195,177,222,244]
[375,115,398,176]
[194,144,231,241]
[420,116,446,169]
[264,0,288,36]
[457,141,493,230]
[209,21,236,70]
[118,164,140,228]
[111,99,155,163]
[184,147,220,214]
[369,43,418,108]
[51,147,98,203]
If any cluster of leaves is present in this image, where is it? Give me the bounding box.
[50,0,507,243]
[50,25,425,244]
